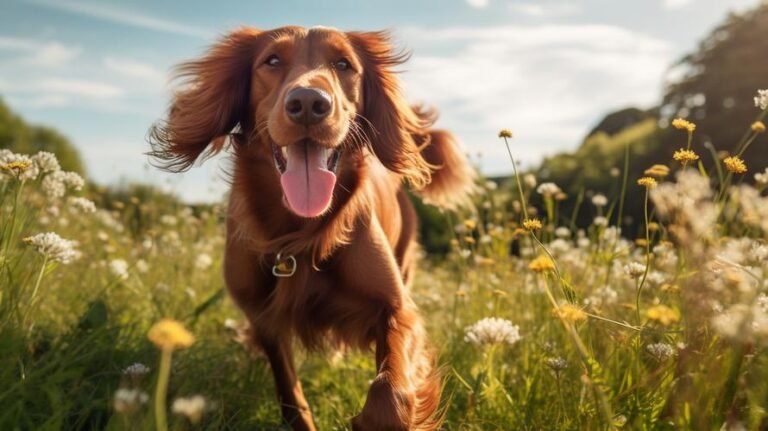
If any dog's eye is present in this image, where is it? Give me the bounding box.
[265,55,281,67]
[334,58,351,71]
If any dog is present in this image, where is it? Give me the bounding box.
[150,26,474,430]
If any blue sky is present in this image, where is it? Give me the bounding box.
[0,0,758,202]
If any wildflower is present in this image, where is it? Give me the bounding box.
[536,182,561,197]
[752,121,766,133]
[554,227,571,238]
[109,259,130,281]
[646,305,680,326]
[593,216,608,227]
[671,118,696,132]
[148,319,195,350]
[591,194,608,207]
[523,173,537,188]
[755,168,768,185]
[464,317,521,347]
[623,262,646,279]
[484,180,498,190]
[523,218,543,231]
[458,249,471,259]
[544,356,567,372]
[610,167,620,177]
[755,89,768,110]
[172,395,207,424]
[194,253,213,271]
[646,343,676,361]
[32,151,60,173]
[42,171,85,199]
[637,177,657,188]
[644,164,671,177]
[498,129,513,138]
[68,196,96,214]
[113,388,149,413]
[528,255,555,273]
[463,219,477,230]
[553,304,588,322]
[0,152,38,181]
[723,156,747,174]
[24,232,81,264]
[672,149,699,164]
[123,362,150,376]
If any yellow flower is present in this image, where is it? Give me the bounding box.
[671,118,696,132]
[463,219,477,230]
[723,156,747,174]
[553,304,588,322]
[645,305,680,326]
[752,121,766,133]
[637,177,657,188]
[0,160,31,172]
[672,149,700,164]
[528,255,555,273]
[464,235,476,244]
[148,319,195,350]
[522,218,543,231]
[648,222,660,232]
[498,129,513,138]
[634,238,648,247]
[644,164,670,177]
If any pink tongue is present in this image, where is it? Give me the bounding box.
[280,142,337,218]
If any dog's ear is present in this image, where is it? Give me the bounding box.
[348,31,433,189]
[149,28,262,172]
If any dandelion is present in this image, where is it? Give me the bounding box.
[464,317,521,347]
[172,395,207,424]
[528,255,555,273]
[645,164,671,177]
[671,118,696,132]
[553,304,588,322]
[113,388,149,413]
[591,194,608,207]
[723,156,747,174]
[623,262,646,279]
[755,89,768,110]
[463,219,477,230]
[536,182,561,197]
[498,129,513,138]
[24,232,81,264]
[646,343,676,361]
[148,319,195,350]
[752,121,766,133]
[673,149,700,164]
[637,177,657,188]
[68,196,96,214]
[523,218,543,231]
[109,259,130,281]
[646,305,680,326]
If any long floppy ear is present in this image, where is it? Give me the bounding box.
[148,28,262,172]
[348,31,433,189]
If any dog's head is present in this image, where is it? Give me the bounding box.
[150,26,431,218]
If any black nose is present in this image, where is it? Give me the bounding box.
[284,87,332,126]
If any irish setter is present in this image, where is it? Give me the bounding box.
[150,26,474,430]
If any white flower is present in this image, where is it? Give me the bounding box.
[68,196,96,214]
[485,180,498,190]
[755,168,768,185]
[755,89,768,110]
[135,259,149,274]
[109,259,130,280]
[591,194,608,207]
[544,356,567,372]
[113,388,148,413]
[523,173,537,188]
[536,182,561,197]
[554,227,571,238]
[123,362,150,376]
[194,253,213,270]
[593,216,608,227]
[464,317,521,347]
[24,232,81,264]
[623,262,646,279]
[32,151,60,173]
[459,249,471,259]
[172,395,207,424]
[646,343,676,361]
[0,152,39,181]
[42,171,84,199]
[160,215,178,226]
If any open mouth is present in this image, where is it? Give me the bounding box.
[271,139,342,218]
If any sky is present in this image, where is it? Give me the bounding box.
[0,0,759,202]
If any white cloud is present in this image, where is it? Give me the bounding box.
[103,57,166,85]
[662,0,694,10]
[0,36,80,66]
[400,24,673,174]
[37,78,124,99]
[508,2,581,17]
[28,0,213,39]
[466,0,490,9]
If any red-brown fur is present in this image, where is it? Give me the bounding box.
[150,26,474,431]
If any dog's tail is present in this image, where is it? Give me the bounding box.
[411,106,476,210]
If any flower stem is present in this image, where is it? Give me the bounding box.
[155,348,173,431]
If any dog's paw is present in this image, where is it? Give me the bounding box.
[351,375,413,431]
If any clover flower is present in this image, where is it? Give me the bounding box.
[464,317,521,347]
[24,232,81,264]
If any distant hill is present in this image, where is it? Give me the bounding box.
[0,97,85,174]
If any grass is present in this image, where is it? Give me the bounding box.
[1,93,768,430]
